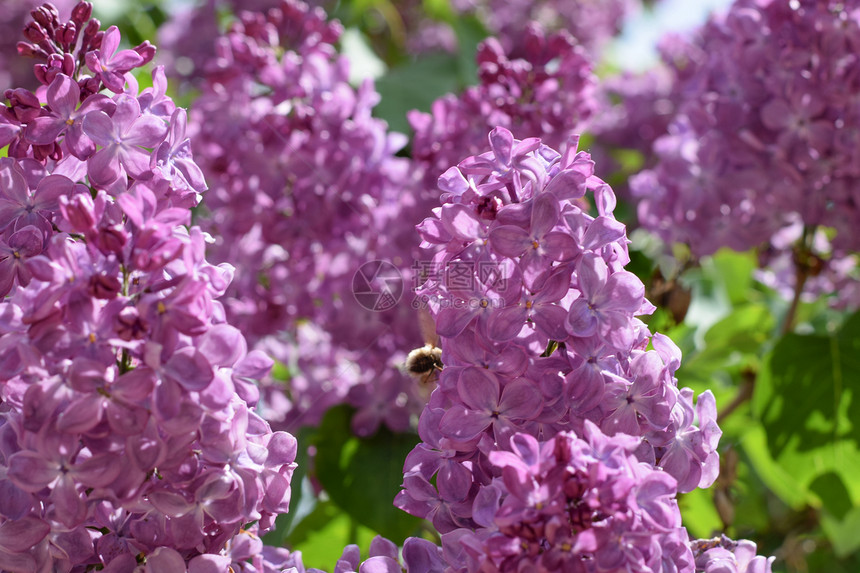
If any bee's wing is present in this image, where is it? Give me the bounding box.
[417,307,440,347]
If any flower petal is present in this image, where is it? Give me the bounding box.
[488,225,530,258]
[498,378,543,420]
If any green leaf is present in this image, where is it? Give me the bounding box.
[679,487,723,539]
[284,499,378,570]
[812,472,860,557]
[422,0,455,20]
[740,424,810,510]
[821,504,860,558]
[710,248,758,307]
[449,15,486,86]
[312,405,423,542]
[752,312,860,517]
[94,0,167,48]
[271,359,292,382]
[702,304,773,350]
[806,546,860,573]
[726,439,782,535]
[375,53,463,134]
[677,303,773,395]
[373,15,483,135]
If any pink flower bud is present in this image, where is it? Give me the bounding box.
[71,2,94,26]
[23,23,47,44]
[134,41,156,66]
[59,194,97,233]
[95,223,128,255]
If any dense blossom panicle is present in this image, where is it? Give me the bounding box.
[334,0,638,58]
[630,0,860,308]
[181,0,429,432]
[463,0,637,55]
[589,65,678,184]
[159,0,338,83]
[691,536,775,573]
[410,24,596,187]
[445,428,694,572]
[395,127,730,570]
[220,534,446,573]
[0,0,76,91]
[0,3,295,568]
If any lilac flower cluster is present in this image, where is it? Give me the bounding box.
[461,0,637,56]
[0,0,75,92]
[236,529,774,573]
[393,127,771,570]
[445,428,693,571]
[691,536,776,573]
[630,0,860,308]
[159,0,333,83]
[335,0,637,58]
[0,3,295,568]
[218,532,447,573]
[591,65,677,159]
[186,0,427,432]
[410,24,596,186]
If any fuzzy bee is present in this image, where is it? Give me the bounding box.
[403,308,443,389]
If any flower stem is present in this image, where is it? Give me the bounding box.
[120,264,131,373]
[781,225,816,336]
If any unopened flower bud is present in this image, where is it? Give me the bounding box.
[62,53,75,75]
[89,27,104,51]
[32,142,62,162]
[57,23,77,47]
[34,65,48,86]
[31,5,59,30]
[80,18,100,52]
[16,41,41,58]
[5,88,39,109]
[88,273,122,299]
[96,224,128,255]
[6,89,42,122]
[71,1,93,26]
[78,76,101,99]
[23,22,48,44]
[37,53,71,85]
[116,306,148,341]
[134,41,156,66]
[60,193,97,233]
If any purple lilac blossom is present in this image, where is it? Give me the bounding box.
[592,66,677,156]
[410,24,596,186]
[630,0,860,309]
[0,3,296,569]
[394,127,763,570]
[255,530,771,573]
[186,0,427,432]
[225,533,446,573]
[586,34,695,201]
[312,0,638,58]
[691,536,775,573]
[587,63,678,195]
[161,5,600,440]
[0,0,76,92]
[158,0,328,83]
[447,428,694,572]
[462,0,638,56]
